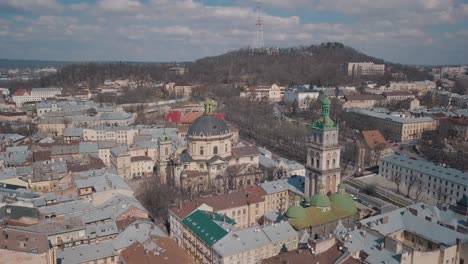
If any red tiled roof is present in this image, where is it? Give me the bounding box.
[120,236,192,264]
[12,89,30,96]
[164,111,181,123]
[170,186,267,219]
[179,112,225,124]
[448,116,468,126]
[361,130,388,150]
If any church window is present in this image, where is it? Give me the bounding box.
[326,160,330,169]
[319,134,322,143]
[332,159,336,167]
[213,146,218,155]
[316,158,319,168]
[200,146,204,155]
[225,144,228,152]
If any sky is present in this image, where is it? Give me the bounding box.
[0,0,467,65]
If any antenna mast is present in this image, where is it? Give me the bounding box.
[255,1,264,49]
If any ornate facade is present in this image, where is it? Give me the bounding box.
[163,99,262,195]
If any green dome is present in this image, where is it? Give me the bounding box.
[329,193,356,213]
[309,194,330,208]
[159,132,171,142]
[293,194,302,202]
[286,205,305,219]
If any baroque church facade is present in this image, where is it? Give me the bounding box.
[159,99,263,195]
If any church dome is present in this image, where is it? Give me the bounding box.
[310,193,331,208]
[329,193,356,213]
[188,115,230,137]
[286,205,305,219]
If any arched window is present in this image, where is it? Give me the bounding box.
[225,144,228,152]
[315,153,320,168]
[327,160,330,169]
[326,176,331,194]
[213,146,218,155]
[332,159,336,167]
[200,146,204,155]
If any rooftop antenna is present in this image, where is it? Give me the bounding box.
[255,1,264,50]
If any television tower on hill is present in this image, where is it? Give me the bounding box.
[255,1,264,49]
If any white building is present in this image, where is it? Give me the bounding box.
[12,87,62,106]
[240,84,285,102]
[283,87,320,109]
[379,155,468,205]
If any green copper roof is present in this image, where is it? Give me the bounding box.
[288,204,356,230]
[182,210,234,246]
[286,205,306,219]
[309,194,330,208]
[311,95,337,131]
[293,194,302,201]
[159,132,171,142]
[329,193,357,213]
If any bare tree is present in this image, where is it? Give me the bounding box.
[413,178,424,201]
[405,176,416,198]
[392,173,402,194]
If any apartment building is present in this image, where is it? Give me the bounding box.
[346,109,436,141]
[240,84,285,102]
[347,62,385,77]
[12,87,62,106]
[342,94,385,109]
[379,155,468,205]
[383,91,416,103]
[389,81,436,93]
[283,87,320,109]
[181,209,298,264]
[83,127,138,145]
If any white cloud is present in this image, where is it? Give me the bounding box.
[97,0,141,12]
[69,3,89,11]
[0,0,467,64]
[0,0,63,13]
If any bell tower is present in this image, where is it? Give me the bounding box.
[305,95,341,198]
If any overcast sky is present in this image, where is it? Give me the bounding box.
[0,0,467,65]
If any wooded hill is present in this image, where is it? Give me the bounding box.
[6,42,431,90]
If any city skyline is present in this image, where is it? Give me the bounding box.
[0,0,467,65]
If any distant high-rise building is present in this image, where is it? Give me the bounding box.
[348,62,385,77]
